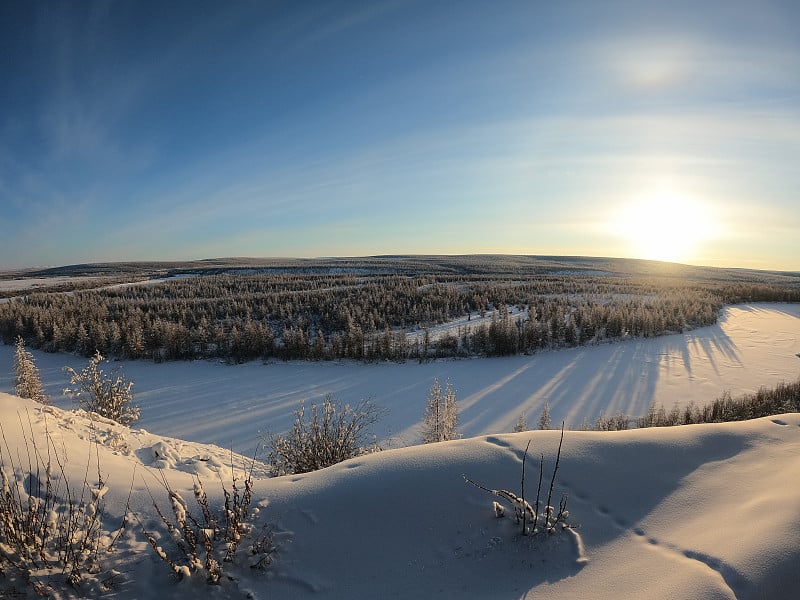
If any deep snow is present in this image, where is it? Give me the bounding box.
[0,393,798,599]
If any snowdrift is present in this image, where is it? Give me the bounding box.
[1,392,799,599]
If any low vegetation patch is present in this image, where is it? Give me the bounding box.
[576,379,800,432]
[465,425,571,538]
[0,419,120,597]
[638,379,800,428]
[265,395,385,476]
[139,462,274,584]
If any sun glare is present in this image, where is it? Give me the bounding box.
[612,190,718,263]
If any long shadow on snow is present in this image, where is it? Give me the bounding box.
[263,427,749,599]
[553,427,749,549]
[263,439,591,599]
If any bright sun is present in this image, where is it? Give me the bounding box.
[613,190,717,263]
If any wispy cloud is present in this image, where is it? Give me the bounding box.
[2,1,798,270]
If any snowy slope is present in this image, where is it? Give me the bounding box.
[1,393,798,599]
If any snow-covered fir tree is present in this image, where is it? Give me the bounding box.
[13,336,48,404]
[442,380,459,439]
[422,377,443,443]
[422,377,460,443]
[539,401,551,430]
[64,351,140,425]
[513,412,528,433]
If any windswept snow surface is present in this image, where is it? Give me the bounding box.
[0,393,798,599]
[1,304,798,458]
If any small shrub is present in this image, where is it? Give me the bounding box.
[698,381,800,422]
[636,403,682,428]
[465,424,570,537]
[63,351,140,426]
[139,462,271,584]
[265,394,384,476]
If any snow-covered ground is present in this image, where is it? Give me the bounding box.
[1,304,798,458]
[1,303,799,598]
[0,276,100,292]
[0,274,190,300]
[0,275,118,293]
[1,392,798,598]
[403,305,528,345]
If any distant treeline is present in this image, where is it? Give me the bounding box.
[1,268,799,362]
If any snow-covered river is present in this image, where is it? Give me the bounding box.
[1,303,798,457]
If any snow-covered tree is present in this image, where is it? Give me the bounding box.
[64,351,139,425]
[422,377,443,443]
[513,412,528,433]
[14,336,48,404]
[443,380,459,439]
[422,377,460,443]
[539,401,551,430]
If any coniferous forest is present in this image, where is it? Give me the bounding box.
[2,256,799,363]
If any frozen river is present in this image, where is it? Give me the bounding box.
[1,303,798,456]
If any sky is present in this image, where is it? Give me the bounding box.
[1,0,799,272]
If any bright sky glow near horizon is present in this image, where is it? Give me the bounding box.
[1,0,799,272]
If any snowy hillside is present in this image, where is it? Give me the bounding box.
[1,392,798,599]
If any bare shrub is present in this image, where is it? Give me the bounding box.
[139,461,271,584]
[465,424,570,537]
[265,395,384,476]
[0,416,119,596]
[636,403,682,428]
[696,381,800,422]
[63,351,140,426]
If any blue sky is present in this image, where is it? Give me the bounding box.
[1,0,798,271]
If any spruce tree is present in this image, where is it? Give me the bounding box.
[422,377,460,443]
[442,380,460,440]
[539,400,551,430]
[13,336,48,404]
[513,412,528,433]
[422,377,443,443]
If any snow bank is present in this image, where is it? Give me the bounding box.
[2,392,797,598]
